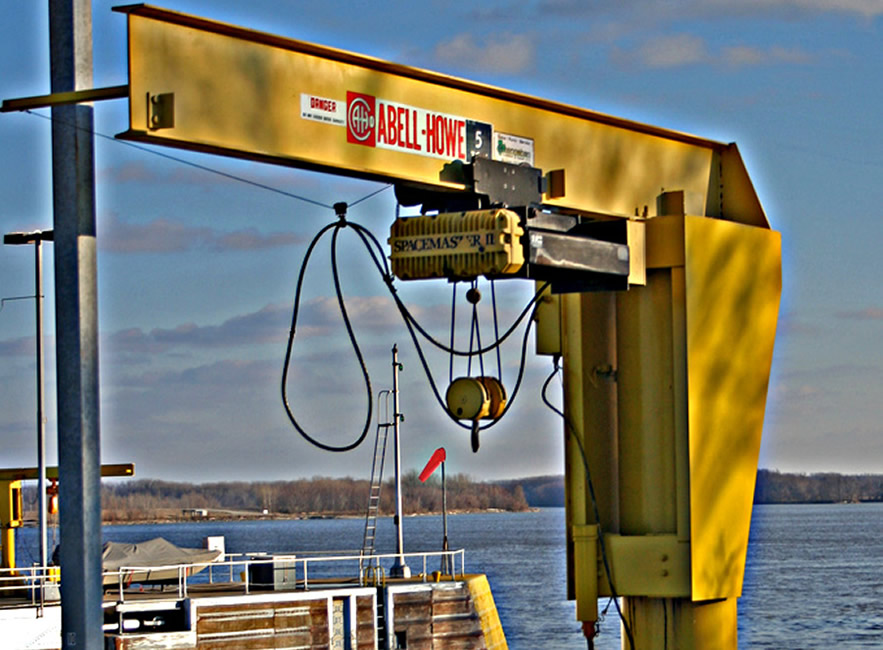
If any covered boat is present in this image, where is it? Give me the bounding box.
[101,538,222,586]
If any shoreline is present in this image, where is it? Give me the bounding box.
[21,507,537,528]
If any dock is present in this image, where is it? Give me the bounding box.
[2,548,507,649]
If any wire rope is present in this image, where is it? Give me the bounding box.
[22,109,393,210]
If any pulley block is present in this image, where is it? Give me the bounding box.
[445,376,507,453]
[445,377,490,420]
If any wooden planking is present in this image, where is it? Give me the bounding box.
[196,598,329,649]
[110,631,197,649]
[388,582,488,649]
[431,585,484,649]
[355,595,376,650]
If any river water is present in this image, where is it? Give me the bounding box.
[15,503,883,648]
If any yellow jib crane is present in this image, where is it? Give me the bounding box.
[7,5,779,647]
[116,7,779,647]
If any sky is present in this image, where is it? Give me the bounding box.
[0,1,881,484]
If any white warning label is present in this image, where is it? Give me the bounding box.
[300,94,346,126]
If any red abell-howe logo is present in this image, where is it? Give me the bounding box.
[347,91,376,147]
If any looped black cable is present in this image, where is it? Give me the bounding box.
[281,219,373,452]
[399,282,546,357]
[338,220,548,358]
[397,284,542,434]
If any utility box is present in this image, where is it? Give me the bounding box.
[203,535,225,556]
[248,555,297,591]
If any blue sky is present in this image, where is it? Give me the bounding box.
[1,1,881,482]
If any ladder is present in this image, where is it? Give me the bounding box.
[361,390,393,557]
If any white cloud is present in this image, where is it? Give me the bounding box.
[615,34,816,69]
[635,33,710,68]
[836,307,883,320]
[723,45,814,66]
[99,213,301,253]
[302,296,403,330]
[748,0,883,18]
[434,33,535,75]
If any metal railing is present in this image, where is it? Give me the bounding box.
[0,548,467,607]
[0,563,61,613]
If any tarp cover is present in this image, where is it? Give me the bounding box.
[102,537,221,571]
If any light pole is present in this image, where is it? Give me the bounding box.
[3,229,54,577]
[390,344,411,578]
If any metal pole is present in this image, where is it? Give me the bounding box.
[390,344,410,578]
[49,1,103,648]
[34,238,48,578]
[441,460,449,575]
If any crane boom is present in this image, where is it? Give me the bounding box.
[115,4,766,229]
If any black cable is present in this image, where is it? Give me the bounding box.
[541,359,635,650]
[281,220,373,452]
[0,296,37,313]
[347,221,392,279]
[473,283,486,379]
[339,216,550,360]
[282,213,544,454]
[401,287,539,433]
[491,280,503,381]
[347,218,541,433]
[449,283,457,384]
[397,281,547,357]
[349,184,393,207]
[467,281,486,377]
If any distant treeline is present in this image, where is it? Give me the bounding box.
[502,471,883,507]
[506,471,883,505]
[95,471,528,522]
[753,469,883,504]
[22,470,881,523]
[496,475,564,507]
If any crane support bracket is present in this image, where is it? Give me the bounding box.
[527,230,629,285]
